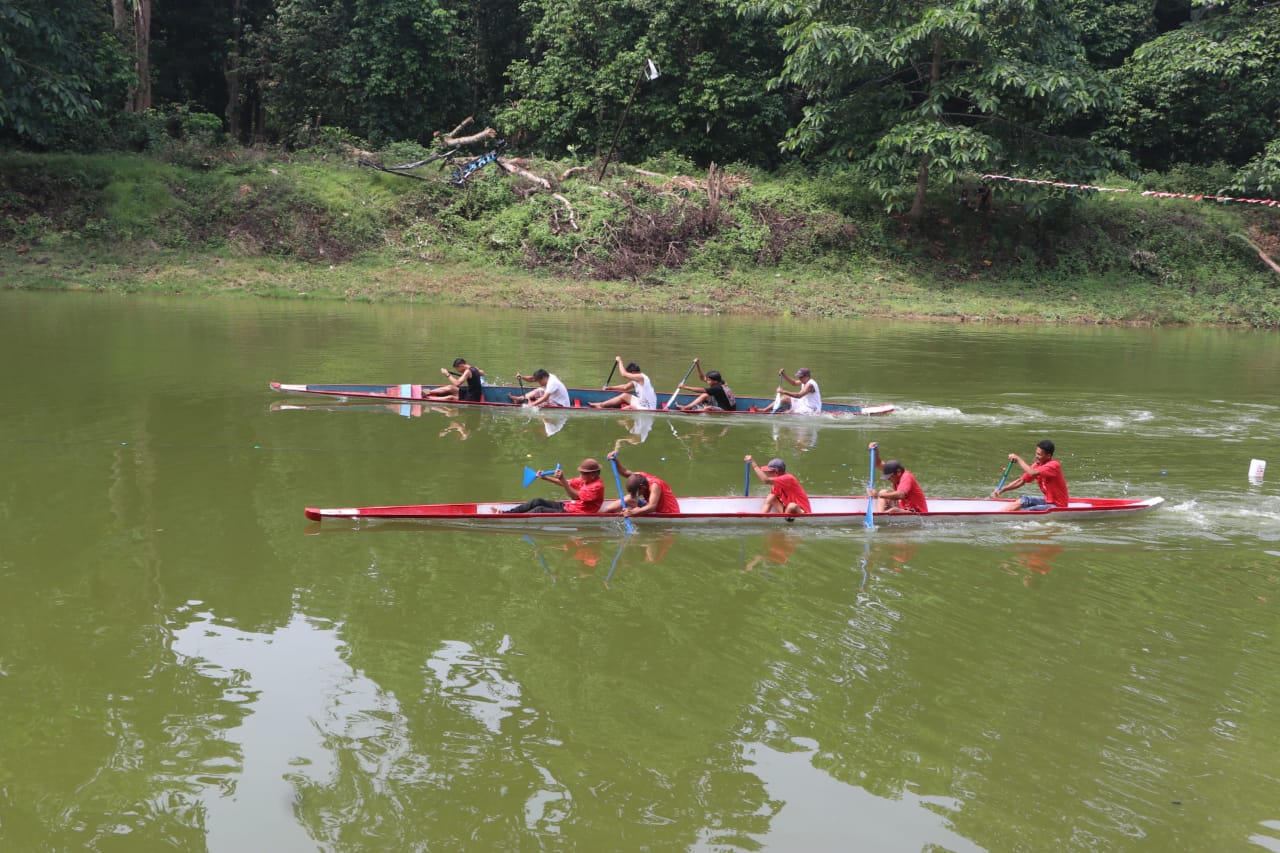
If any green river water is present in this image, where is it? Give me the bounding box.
[1,291,1278,851]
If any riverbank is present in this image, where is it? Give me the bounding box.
[2,149,1277,326]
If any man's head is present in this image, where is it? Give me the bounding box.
[626,473,649,497]
[532,368,550,385]
[626,362,641,373]
[1035,439,1055,462]
[795,367,811,378]
[706,370,723,384]
[881,460,904,481]
[452,357,468,368]
[764,458,786,474]
[577,458,602,479]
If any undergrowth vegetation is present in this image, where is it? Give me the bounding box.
[1,148,1277,325]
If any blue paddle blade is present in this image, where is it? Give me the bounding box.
[522,467,539,488]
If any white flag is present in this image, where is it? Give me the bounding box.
[645,58,660,81]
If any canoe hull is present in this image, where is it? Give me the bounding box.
[305,496,1164,525]
[271,382,894,417]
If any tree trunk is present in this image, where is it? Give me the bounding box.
[130,0,152,113]
[907,36,944,222]
[224,0,243,139]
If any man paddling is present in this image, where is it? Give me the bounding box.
[425,357,485,401]
[771,367,822,414]
[503,458,605,513]
[510,368,570,408]
[589,358,658,410]
[867,442,928,514]
[676,358,737,411]
[601,452,681,516]
[993,439,1069,511]
[746,455,811,515]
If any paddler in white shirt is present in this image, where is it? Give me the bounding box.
[773,367,822,414]
[510,368,570,408]
[589,357,658,410]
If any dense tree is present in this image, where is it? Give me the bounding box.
[256,0,479,145]
[148,0,273,141]
[741,0,1125,218]
[1062,0,1166,68]
[500,0,790,166]
[1103,1,1280,175]
[0,0,121,143]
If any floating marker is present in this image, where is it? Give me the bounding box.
[1249,458,1266,481]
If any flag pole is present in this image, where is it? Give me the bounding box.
[598,59,658,182]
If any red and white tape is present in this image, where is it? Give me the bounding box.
[980,174,1280,207]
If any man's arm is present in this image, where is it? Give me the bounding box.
[607,452,632,479]
[549,472,580,499]
[745,456,774,484]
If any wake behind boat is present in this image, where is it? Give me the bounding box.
[270,382,895,417]
[305,495,1164,526]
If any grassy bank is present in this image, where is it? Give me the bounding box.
[2,149,1278,326]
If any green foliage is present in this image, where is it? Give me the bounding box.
[257,0,473,145]
[0,0,118,144]
[1104,4,1280,171]
[499,0,790,166]
[3,150,1274,323]
[1062,0,1161,68]
[741,0,1126,216]
[1142,162,1237,195]
[1233,140,1280,198]
[378,140,436,166]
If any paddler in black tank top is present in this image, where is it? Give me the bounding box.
[425,357,485,401]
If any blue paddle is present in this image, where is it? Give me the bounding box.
[865,444,876,529]
[665,359,698,409]
[522,463,561,488]
[744,459,751,497]
[605,539,627,584]
[609,455,635,534]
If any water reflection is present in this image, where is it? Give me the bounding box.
[1000,542,1067,587]
[771,419,821,453]
[743,529,801,573]
[9,294,1280,851]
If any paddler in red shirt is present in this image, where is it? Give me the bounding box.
[867,442,929,513]
[601,452,681,516]
[994,439,1069,511]
[746,455,811,515]
[502,458,606,513]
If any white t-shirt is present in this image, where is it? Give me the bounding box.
[635,374,657,409]
[545,374,570,407]
[790,379,822,415]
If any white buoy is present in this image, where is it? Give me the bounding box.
[1249,458,1266,481]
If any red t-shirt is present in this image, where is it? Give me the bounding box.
[770,473,811,513]
[638,471,680,513]
[1021,459,1068,506]
[565,477,605,513]
[895,470,929,513]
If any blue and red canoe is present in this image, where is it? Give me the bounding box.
[269,382,895,417]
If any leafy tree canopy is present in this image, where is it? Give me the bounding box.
[257,0,474,145]
[1103,2,1280,174]
[500,0,790,166]
[741,0,1127,216]
[0,0,119,144]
